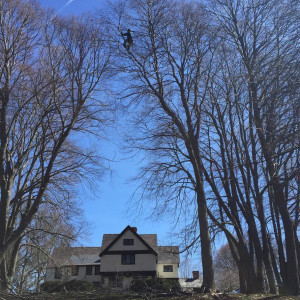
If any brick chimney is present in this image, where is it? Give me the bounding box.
[132,227,138,233]
[192,271,199,279]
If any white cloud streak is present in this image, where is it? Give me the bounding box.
[57,0,75,14]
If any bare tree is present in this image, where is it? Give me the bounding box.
[214,244,239,293]
[108,0,299,295]
[208,0,300,294]
[0,0,110,291]
[195,45,277,293]
[13,196,88,293]
[108,0,215,292]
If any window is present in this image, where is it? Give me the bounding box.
[86,265,93,275]
[108,275,116,287]
[116,276,123,288]
[95,265,100,275]
[54,267,62,279]
[163,265,173,272]
[123,239,134,245]
[121,253,135,264]
[71,265,79,276]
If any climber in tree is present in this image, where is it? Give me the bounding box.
[122,29,133,50]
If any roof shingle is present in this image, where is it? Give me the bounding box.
[47,247,101,268]
[157,246,180,263]
[47,227,179,268]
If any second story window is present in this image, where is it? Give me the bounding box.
[121,253,135,264]
[86,265,93,275]
[123,239,134,245]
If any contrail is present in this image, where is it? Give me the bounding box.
[57,0,75,14]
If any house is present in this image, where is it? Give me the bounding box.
[45,247,101,284]
[45,225,180,288]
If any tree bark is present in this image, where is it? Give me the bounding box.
[197,190,215,292]
[251,88,300,294]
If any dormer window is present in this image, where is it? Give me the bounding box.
[123,239,134,245]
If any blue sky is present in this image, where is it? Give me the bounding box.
[38,0,106,14]
[37,0,177,248]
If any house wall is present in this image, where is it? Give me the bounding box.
[123,276,134,288]
[101,253,156,272]
[108,231,149,251]
[156,263,179,278]
[101,274,153,288]
[76,265,101,283]
[45,267,56,281]
[45,265,101,283]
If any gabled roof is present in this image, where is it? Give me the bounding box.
[99,225,158,257]
[157,246,180,263]
[47,247,101,268]
[102,234,158,251]
[101,234,118,250]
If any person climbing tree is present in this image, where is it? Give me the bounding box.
[122,29,133,50]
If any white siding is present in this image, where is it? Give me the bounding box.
[101,253,156,272]
[108,230,149,251]
[76,265,101,283]
[156,263,178,278]
[101,275,153,288]
[45,268,56,281]
[45,265,101,283]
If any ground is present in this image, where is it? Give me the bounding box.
[0,291,299,300]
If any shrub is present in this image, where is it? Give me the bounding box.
[40,281,64,292]
[130,278,181,293]
[130,279,148,292]
[145,278,164,291]
[40,280,94,292]
[64,280,94,291]
[149,279,181,292]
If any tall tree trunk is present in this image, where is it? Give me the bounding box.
[269,188,287,285]
[6,238,21,289]
[237,243,263,294]
[250,81,299,295]
[0,238,21,293]
[0,259,9,293]
[238,270,246,293]
[255,197,277,293]
[197,190,215,292]
[268,234,282,285]
[227,237,263,293]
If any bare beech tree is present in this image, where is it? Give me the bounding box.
[201,69,276,293]
[13,199,86,293]
[108,0,299,295]
[209,0,300,294]
[0,0,110,291]
[193,43,278,293]
[108,0,215,292]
